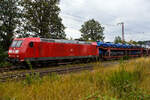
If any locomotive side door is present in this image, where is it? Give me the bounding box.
[27,42,35,58]
[39,42,43,57]
[33,42,39,58]
[28,42,39,58]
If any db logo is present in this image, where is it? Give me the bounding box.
[70,49,73,52]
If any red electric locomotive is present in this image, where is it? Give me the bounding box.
[8,38,99,64]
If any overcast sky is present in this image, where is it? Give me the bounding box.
[59,0,150,42]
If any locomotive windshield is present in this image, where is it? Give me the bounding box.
[11,40,23,47]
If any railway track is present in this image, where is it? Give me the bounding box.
[0,61,85,73]
[0,60,122,82]
[0,66,23,73]
[0,63,70,73]
[0,60,120,73]
[0,65,93,82]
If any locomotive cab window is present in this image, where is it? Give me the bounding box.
[16,40,23,47]
[29,42,34,48]
[11,40,17,47]
[11,40,23,47]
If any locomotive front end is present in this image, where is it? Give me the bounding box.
[8,39,25,64]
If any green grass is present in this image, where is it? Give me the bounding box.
[0,57,150,100]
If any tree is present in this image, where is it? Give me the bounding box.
[114,36,122,44]
[0,0,22,50]
[21,0,66,39]
[128,40,137,45]
[80,19,104,41]
[137,41,144,45]
[0,45,7,63]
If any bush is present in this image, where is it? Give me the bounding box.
[122,55,130,60]
[107,64,150,99]
[0,46,7,62]
[0,46,10,67]
[24,73,41,85]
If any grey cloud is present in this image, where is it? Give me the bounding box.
[60,0,150,41]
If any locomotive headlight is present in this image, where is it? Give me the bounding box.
[8,50,13,53]
[16,55,19,57]
[15,50,19,54]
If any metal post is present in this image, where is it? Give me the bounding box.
[122,22,125,42]
[117,22,125,43]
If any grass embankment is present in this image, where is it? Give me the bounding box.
[0,57,150,100]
